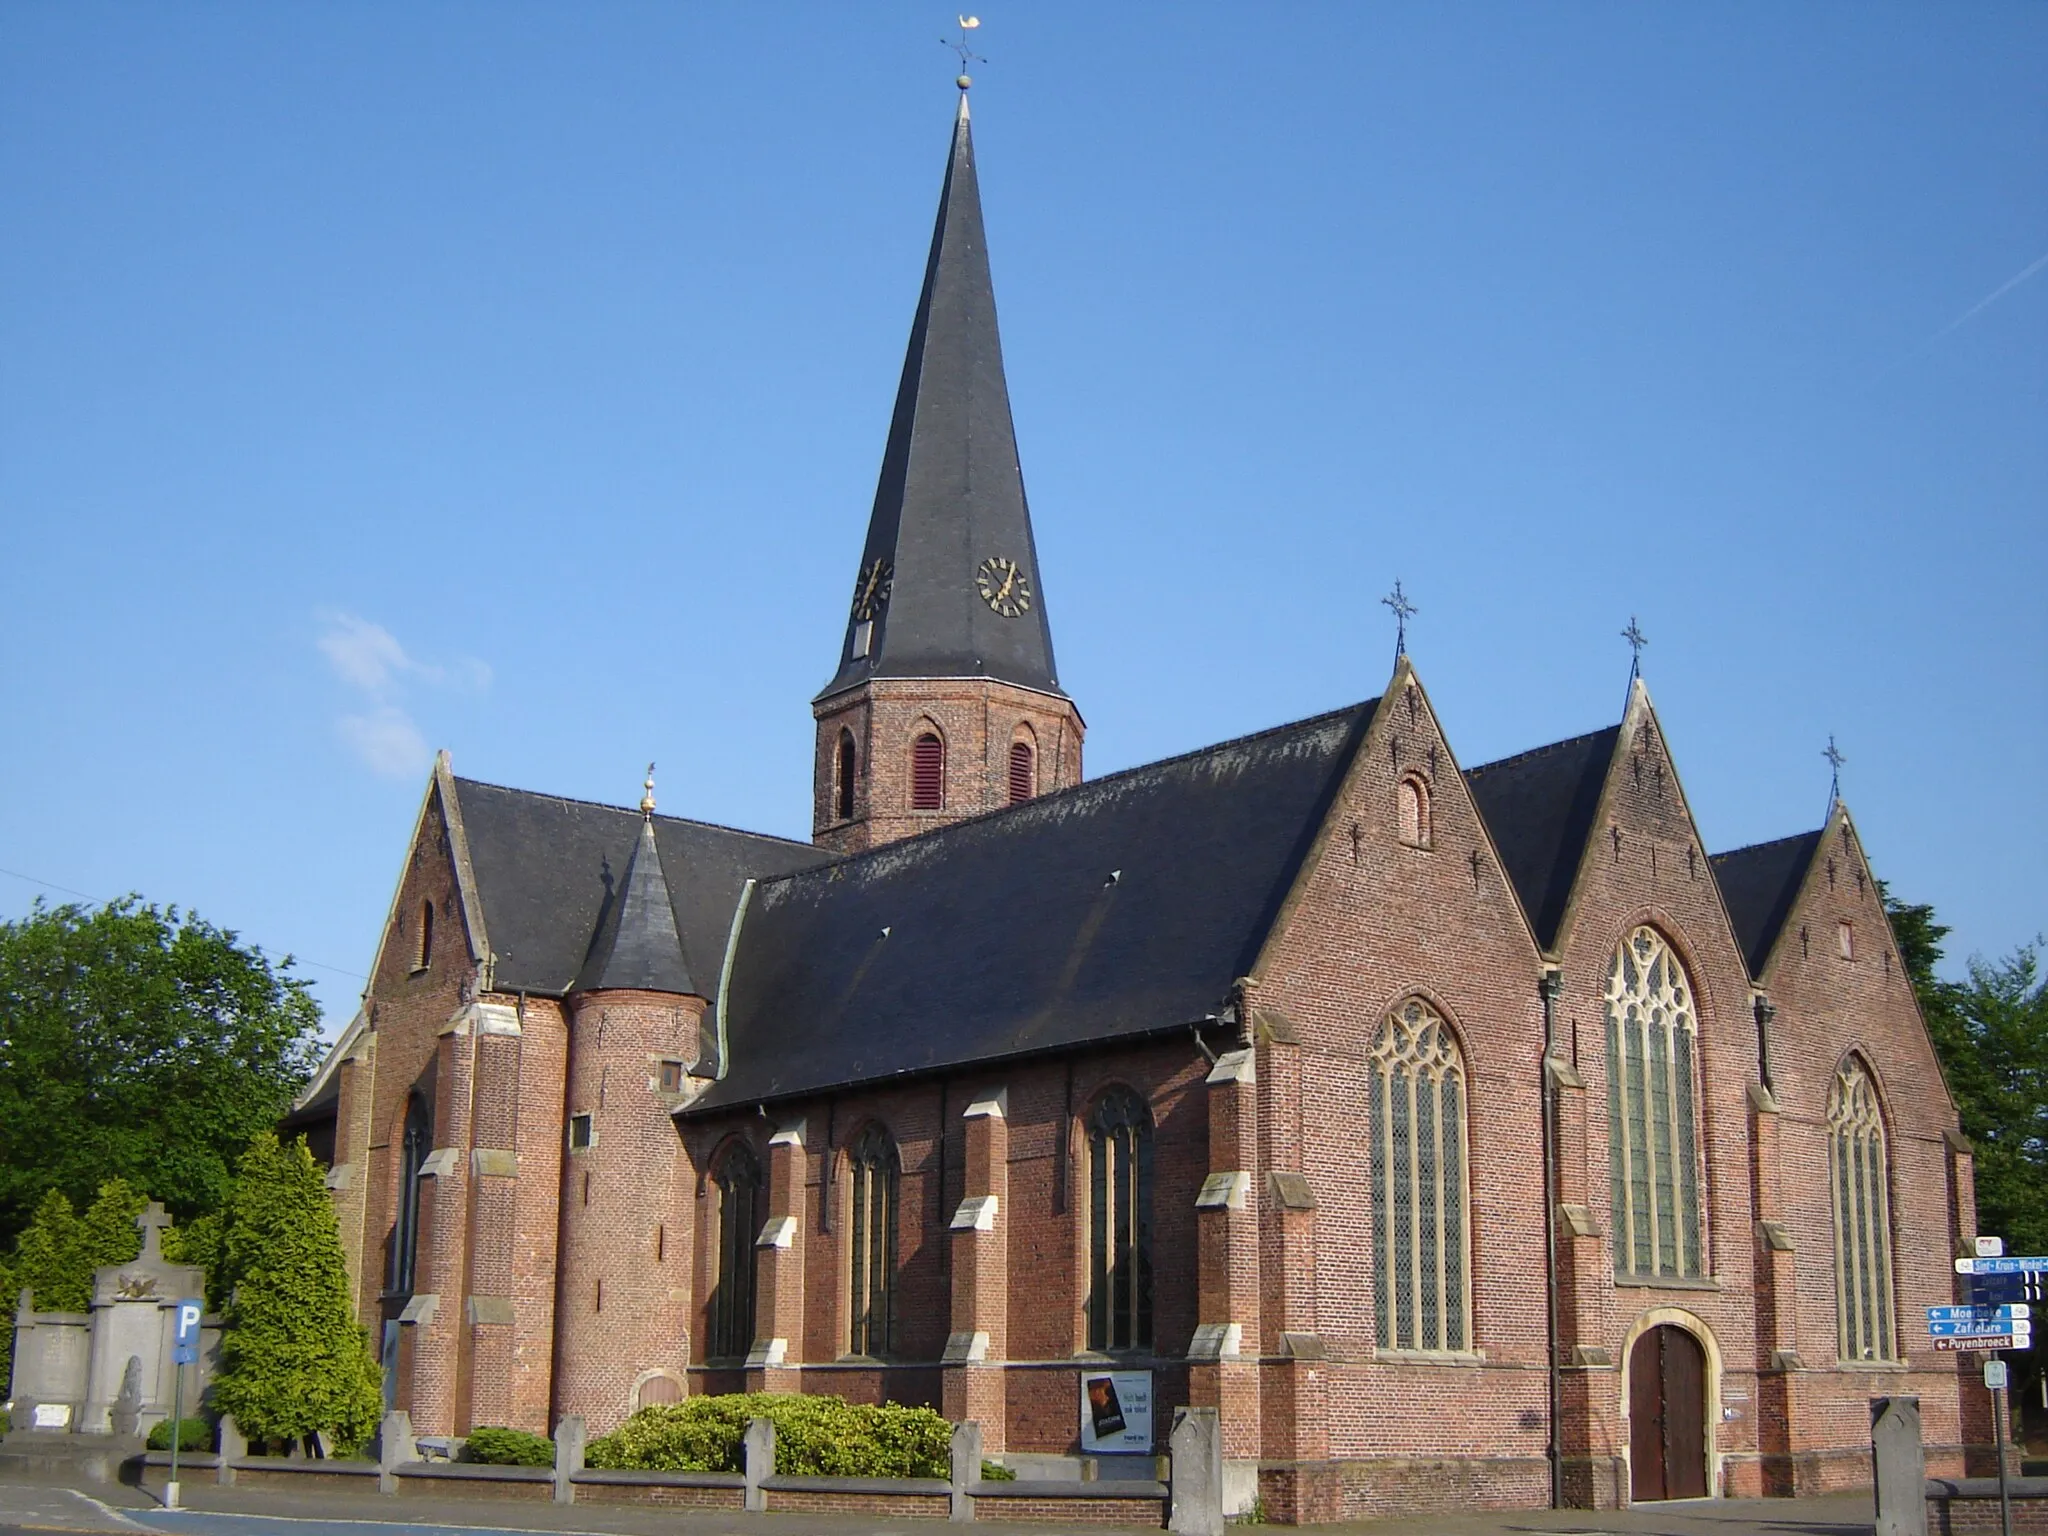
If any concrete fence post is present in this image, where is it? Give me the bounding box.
[1168,1405,1223,1536]
[552,1416,585,1506]
[743,1417,776,1514]
[1871,1396,1927,1536]
[375,1411,416,1495]
[950,1420,983,1522]
[215,1415,245,1486]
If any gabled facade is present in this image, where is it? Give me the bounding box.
[300,91,1984,1522]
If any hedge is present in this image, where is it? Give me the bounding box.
[146,1416,213,1453]
[585,1394,950,1478]
[462,1427,555,1467]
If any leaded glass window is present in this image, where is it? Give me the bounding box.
[1830,1059,1897,1361]
[1087,1088,1153,1351]
[848,1125,899,1356]
[1369,998,1469,1351]
[707,1142,760,1361]
[1605,928,1704,1279]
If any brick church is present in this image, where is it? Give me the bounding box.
[294,87,1983,1520]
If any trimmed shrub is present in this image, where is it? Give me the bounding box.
[146,1416,213,1452]
[980,1459,1017,1481]
[462,1427,555,1467]
[584,1393,949,1478]
[210,1135,381,1455]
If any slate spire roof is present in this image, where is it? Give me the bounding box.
[817,94,1063,702]
[1711,828,1824,977]
[574,808,697,995]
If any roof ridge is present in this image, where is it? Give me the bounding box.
[450,776,826,853]
[758,696,1381,886]
[1709,828,1823,864]
[1464,722,1620,780]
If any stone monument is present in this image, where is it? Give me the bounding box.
[10,1202,213,1438]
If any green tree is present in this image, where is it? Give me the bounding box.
[163,1208,232,1313]
[1885,888,2048,1251]
[0,898,321,1244]
[210,1134,380,1454]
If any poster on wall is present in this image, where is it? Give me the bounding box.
[1079,1370,1154,1453]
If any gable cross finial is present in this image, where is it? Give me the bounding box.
[1380,579,1418,664]
[1621,615,1649,684]
[943,15,984,92]
[640,762,657,818]
[135,1201,171,1262]
[1822,735,1846,814]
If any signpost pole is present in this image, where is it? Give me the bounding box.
[1992,1351,2012,1536]
[166,1357,184,1510]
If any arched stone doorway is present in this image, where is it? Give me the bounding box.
[1628,1324,1707,1500]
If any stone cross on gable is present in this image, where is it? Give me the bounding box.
[136,1201,171,1262]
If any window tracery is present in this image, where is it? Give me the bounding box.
[1605,927,1704,1279]
[1087,1088,1153,1351]
[1369,998,1469,1351]
[847,1125,899,1356]
[1830,1058,1897,1361]
[707,1142,760,1361]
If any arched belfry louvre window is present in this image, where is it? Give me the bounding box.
[1370,998,1469,1351]
[835,729,858,821]
[847,1125,900,1356]
[1830,1058,1897,1361]
[1605,927,1705,1279]
[392,1094,432,1294]
[1397,775,1432,848]
[1009,735,1036,805]
[1087,1088,1153,1351]
[707,1143,760,1361]
[911,731,945,811]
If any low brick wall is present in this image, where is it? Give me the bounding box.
[765,1487,952,1518]
[1928,1476,2048,1534]
[570,1469,746,1510]
[973,1479,1166,1526]
[396,1464,553,1500]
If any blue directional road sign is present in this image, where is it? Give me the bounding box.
[1928,1305,2030,1323]
[172,1298,203,1366]
[1954,1257,2048,1274]
[1929,1319,2033,1337]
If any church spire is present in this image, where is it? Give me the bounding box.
[817,95,1062,703]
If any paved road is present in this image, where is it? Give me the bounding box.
[0,1480,1880,1536]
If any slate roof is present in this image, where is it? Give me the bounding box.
[574,815,696,995]
[817,97,1062,703]
[452,779,836,997]
[1710,830,1821,977]
[1464,726,1621,950]
[692,700,1378,1112]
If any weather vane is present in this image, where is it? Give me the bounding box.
[943,16,984,90]
[640,762,657,817]
[1621,615,1648,683]
[1822,735,1846,812]
[1380,579,1417,662]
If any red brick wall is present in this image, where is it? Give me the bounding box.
[812,677,1084,851]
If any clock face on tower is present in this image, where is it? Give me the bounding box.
[851,558,893,621]
[975,555,1032,618]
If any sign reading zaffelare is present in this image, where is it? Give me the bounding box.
[1079,1370,1154,1453]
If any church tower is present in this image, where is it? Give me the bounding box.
[812,89,1083,853]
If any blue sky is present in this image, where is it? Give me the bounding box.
[2,3,2042,1030]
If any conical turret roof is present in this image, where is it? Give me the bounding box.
[575,813,696,995]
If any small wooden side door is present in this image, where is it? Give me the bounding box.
[1629,1325,1709,1501]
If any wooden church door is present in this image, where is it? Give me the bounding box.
[1628,1325,1707,1501]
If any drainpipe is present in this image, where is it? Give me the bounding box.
[1538,966,1565,1510]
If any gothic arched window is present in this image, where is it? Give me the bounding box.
[911,731,945,810]
[835,729,858,821]
[1606,927,1705,1279]
[1087,1088,1154,1351]
[392,1094,432,1294]
[1009,734,1036,805]
[1369,998,1469,1351]
[847,1125,900,1356]
[1830,1058,1897,1361]
[707,1142,760,1361]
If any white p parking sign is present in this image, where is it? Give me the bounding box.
[173,1298,203,1365]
